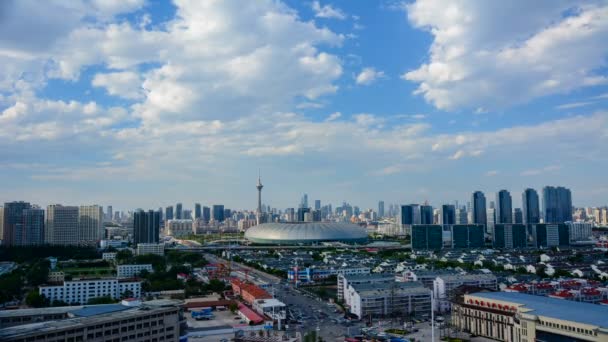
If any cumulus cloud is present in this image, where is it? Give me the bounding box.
[402,1,608,110]
[92,71,143,99]
[312,1,347,20]
[325,112,342,121]
[355,67,386,85]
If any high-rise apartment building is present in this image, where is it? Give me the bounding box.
[2,201,31,246]
[542,186,573,223]
[202,206,210,222]
[420,205,433,224]
[441,204,456,225]
[106,205,113,222]
[378,201,385,218]
[165,206,174,221]
[212,205,225,222]
[471,191,487,225]
[300,194,308,208]
[45,205,79,245]
[496,190,513,224]
[79,205,103,245]
[133,210,160,245]
[22,208,45,245]
[175,203,182,220]
[194,203,201,219]
[314,200,321,211]
[522,188,540,224]
[513,208,523,224]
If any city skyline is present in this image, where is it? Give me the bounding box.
[0,1,607,209]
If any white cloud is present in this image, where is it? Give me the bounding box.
[485,170,499,177]
[403,1,608,110]
[556,101,595,110]
[592,93,608,100]
[92,71,143,99]
[356,67,386,85]
[325,112,342,121]
[312,1,347,20]
[521,165,562,176]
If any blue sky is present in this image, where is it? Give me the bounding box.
[0,0,607,211]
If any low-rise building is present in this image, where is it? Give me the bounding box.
[433,274,497,312]
[47,271,65,283]
[337,273,394,303]
[253,298,286,321]
[346,281,431,319]
[136,242,165,256]
[102,252,117,261]
[39,278,142,304]
[0,300,182,342]
[117,264,153,278]
[452,291,608,342]
[99,239,128,249]
[288,266,370,284]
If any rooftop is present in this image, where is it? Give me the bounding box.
[342,273,394,281]
[352,281,430,297]
[472,292,608,328]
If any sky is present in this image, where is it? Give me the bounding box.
[0,0,607,211]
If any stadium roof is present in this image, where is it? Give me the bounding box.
[245,222,368,244]
[472,292,608,328]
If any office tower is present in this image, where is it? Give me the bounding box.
[45,205,79,245]
[165,206,174,221]
[202,206,210,222]
[455,207,468,224]
[114,211,120,222]
[212,205,225,222]
[496,190,513,224]
[354,206,361,217]
[106,205,113,222]
[301,194,308,208]
[0,207,3,243]
[194,203,202,219]
[314,200,321,211]
[399,205,415,225]
[297,207,310,222]
[223,209,231,220]
[158,207,163,221]
[22,208,45,245]
[2,201,31,245]
[471,191,487,225]
[522,188,540,224]
[79,205,104,245]
[542,186,573,223]
[493,224,527,249]
[378,201,385,218]
[441,204,456,225]
[183,209,192,220]
[489,201,495,209]
[411,225,443,250]
[528,223,569,248]
[312,209,322,222]
[133,210,160,245]
[175,203,183,219]
[420,205,433,224]
[451,224,485,249]
[486,208,496,235]
[513,208,523,224]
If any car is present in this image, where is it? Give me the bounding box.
[234,317,241,320]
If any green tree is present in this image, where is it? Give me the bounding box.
[229,302,238,313]
[88,296,116,305]
[26,290,49,308]
[116,249,134,263]
[26,260,50,286]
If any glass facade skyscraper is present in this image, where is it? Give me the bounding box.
[133,209,160,245]
[194,203,202,219]
[441,204,456,225]
[496,190,513,224]
[542,186,572,223]
[471,191,487,225]
[212,204,225,222]
[175,203,183,220]
[522,188,540,224]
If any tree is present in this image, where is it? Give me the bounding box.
[116,249,133,263]
[26,260,50,286]
[121,290,134,299]
[88,296,116,305]
[26,290,49,308]
[229,302,238,313]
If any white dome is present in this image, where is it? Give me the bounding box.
[244,222,368,244]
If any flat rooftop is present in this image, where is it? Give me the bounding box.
[352,281,430,297]
[472,292,608,328]
[342,273,394,281]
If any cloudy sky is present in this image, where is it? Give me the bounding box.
[1,0,607,211]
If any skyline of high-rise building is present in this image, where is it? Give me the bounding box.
[212,204,225,222]
[45,204,79,246]
[2,201,31,246]
[441,204,456,225]
[175,203,183,220]
[133,209,160,245]
[378,201,385,218]
[194,203,201,219]
[165,206,174,221]
[542,186,573,223]
[22,208,45,246]
[79,205,103,245]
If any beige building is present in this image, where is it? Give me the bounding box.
[452,291,608,342]
[45,204,79,245]
[165,219,193,238]
[78,205,104,245]
[137,243,165,256]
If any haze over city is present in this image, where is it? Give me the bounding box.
[0,1,607,210]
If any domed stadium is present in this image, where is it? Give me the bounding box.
[244,222,368,244]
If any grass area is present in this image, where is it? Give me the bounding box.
[385,328,409,335]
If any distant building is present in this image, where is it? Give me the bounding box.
[175,203,182,220]
[455,207,468,224]
[542,186,573,223]
[496,190,513,224]
[567,221,592,242]
[202,206,211,222]
[522,188,540,224]
[45,204,79,246]
[22,207,45,246]
[420,205,433,224]
[513,208,523,224]
[441,204,456,225]
[378,201,385,218]
[165,219,193,238]
[314,200,321,211]
[493,224,527,249]
[117,264,153,278]
[411,225,443,250]
[433,274,497,312]
[471,191,487,225]
[337,273,394,302]
[212,205,225,222]
[136,243,165,256]
[450,224,485,249]
[528,223,569,248]
[300,194,308,208]
[102,252,117,261]
[2,201,31,246]
[165,206,174,221]
[194,203,201,219]
[78,205,103,245]
[133,210,160,245]
[297,207,310,222]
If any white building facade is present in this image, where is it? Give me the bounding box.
[117,264,153,278]
[39,279,141,304]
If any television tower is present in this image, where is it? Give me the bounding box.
[256,171,263,225]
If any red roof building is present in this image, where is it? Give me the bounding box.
[238,303,264,324]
